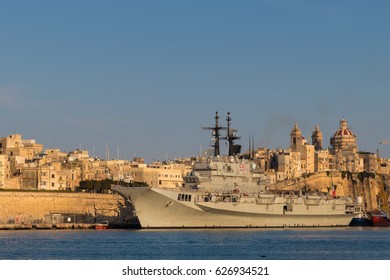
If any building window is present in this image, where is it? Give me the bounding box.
[51,174,55,179]
[51,183,55,187]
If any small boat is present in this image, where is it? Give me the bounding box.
[349,212,371,227]
[370,210,390,227]
[94,220,110,230]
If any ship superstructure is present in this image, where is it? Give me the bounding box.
[183,157,267,193]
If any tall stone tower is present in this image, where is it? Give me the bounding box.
[289,123,315,174]
[311,125,323,151]
[290,123,302,151]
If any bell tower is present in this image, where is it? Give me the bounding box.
[290,123,302,151]
[311,125,323,151]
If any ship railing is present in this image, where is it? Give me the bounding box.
[256,197,276,205]
[195,190,269,203]
[196,193,241,203]
[302,195,327,205]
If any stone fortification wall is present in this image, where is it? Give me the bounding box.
[268,171,390,212]
[0,191,125,226]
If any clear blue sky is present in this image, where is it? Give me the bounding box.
[1,0,389,162]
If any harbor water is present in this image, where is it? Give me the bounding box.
[1,227,390,260]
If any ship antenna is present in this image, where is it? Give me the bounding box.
[252,134,255,159]
[202,112,226,157]
[249,133,251,159]
[248,133,255,159]
[225,112,241,156]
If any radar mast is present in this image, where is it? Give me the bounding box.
[202,112,226,157]
[203,112,241,157]
[225,112,241,156]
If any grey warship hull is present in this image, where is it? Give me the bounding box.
[112,185,360,228]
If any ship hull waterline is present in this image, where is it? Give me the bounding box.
[113,186,358,229]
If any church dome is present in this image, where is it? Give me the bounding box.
[334,129,353,136]
[330,118,357,152]
[333,119,354,137]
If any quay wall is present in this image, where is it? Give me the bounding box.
[0,191,125,226]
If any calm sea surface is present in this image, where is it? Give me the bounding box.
[0,227,389,260]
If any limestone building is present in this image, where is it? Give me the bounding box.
[128,162,187,188]
[45,149,68,162]
[358,152,378,173]
[310,125,330,172]
[314,149,330,172]
[277,149,301,179]
[0,134,45,189]
[265,148,301,180]
[290,123,315,175]
[21,162,67,190]
[0,134,43,160]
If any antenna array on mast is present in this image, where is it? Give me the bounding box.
[202,112,241,157]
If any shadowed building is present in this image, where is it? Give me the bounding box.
[311,125,323,151]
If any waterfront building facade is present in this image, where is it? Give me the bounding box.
[0,117,389,192]
[260,119,383,181]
